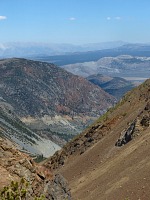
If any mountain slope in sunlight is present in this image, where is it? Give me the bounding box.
[45,79,150,200]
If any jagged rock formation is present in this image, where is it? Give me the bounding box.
[115,103,150,146]
[0,58,115,147]
[0,137,71,199]
[44,79,150,200]
[115,120,136,146]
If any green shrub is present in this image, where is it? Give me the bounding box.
[0,178,45,200]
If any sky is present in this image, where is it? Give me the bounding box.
[0,0,150,44]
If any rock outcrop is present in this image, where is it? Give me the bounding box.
[0,137,71,199]
[115,120,136,146]
[115,101,150,146]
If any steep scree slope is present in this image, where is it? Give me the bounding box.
[0,99,60,157]
[45,79,150,200]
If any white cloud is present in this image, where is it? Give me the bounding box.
[114,16,122,20]
[0,16,7,20]
[106,17,111,20]
[69,17,76,21]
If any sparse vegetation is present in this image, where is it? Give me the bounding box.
[0,178,45,200]
[33,154,46,163]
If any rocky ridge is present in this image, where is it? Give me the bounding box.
[0,137,71,199]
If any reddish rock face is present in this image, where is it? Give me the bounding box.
[0,58,115,117]
[0,137,71,199]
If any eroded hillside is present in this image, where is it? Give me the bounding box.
[0,99,61,157]
[0,58,115,146]
[45,79,150,200]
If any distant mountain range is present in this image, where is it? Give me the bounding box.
[35,43,150,66]
[0,41,126,58]
[0,58,115,156]
[62,55,150,79]
[0,45,150,199]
